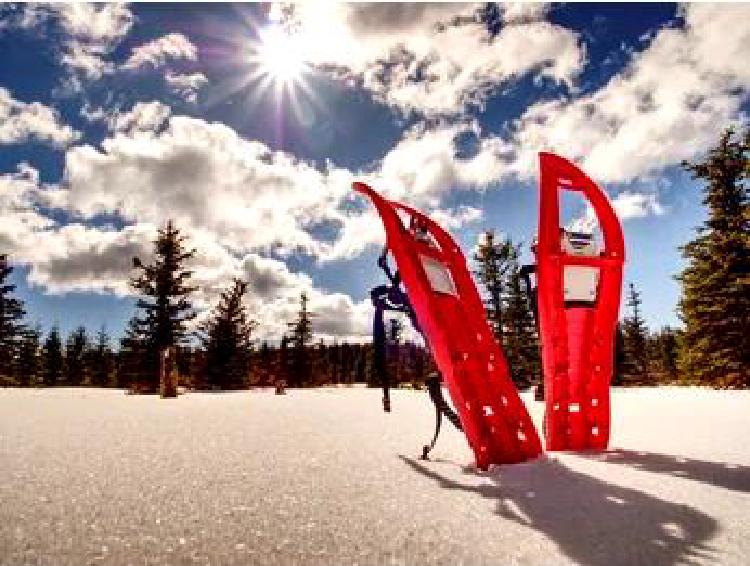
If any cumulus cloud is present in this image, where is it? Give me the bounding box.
[277,2,584,116]
[6,3,134,83]
[610,191,665,220]
[122,33,199,71]
[0,88,80,147]
[0,158,370,340]
[164,71,208,103]
[0,163,56,256]
[371,122,511,205]
[506,3,750,182]
[52,3,134,81]
[58,107,352,258]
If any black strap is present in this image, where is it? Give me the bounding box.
[421,373,462,460]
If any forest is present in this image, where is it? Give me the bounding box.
[0,128,747,391]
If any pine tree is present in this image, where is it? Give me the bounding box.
[622,282,650,384]
[504,263,539,389]
[255,340,273,385]
[16,324,41,386]
[64,326,90,386]
[651,326,680,382]
[90,327,114,387]
[678,128,750,387]
[117,317,147,389]
[129,220,197,390]
[278,334,291,385]
[387,317,403,385]
[474,232,539,389]
[612,322,627,386]
[473,231,514,342]
[199,278,256,389]
[42,326,64,386]
[0,254,26,380]
[287,292,314,387]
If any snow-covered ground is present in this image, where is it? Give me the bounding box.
[1,386,748,565]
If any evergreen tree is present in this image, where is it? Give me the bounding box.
[118,317,147,389]
[387,318,403,385]
[504,262,540,389]
[17,324,41,386]
[651,326,680,382]
[287,292,314,386]
[42,326,64,386]
[0,254,26,379]
[199,278,256,389]
[622,283,650,384]
[90,327,114,387]
[255,340,274,385]
[129,220,197,390]
[678,128,750,387]
[612,322,627,386]
[64,326,90,386]
[278,333,291,385]
[473,231,514,342]
[474,232,540,389]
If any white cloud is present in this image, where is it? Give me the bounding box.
[122,33,199,71]
[53,3,134,80]
[501,3,551,24]
[507,3,750,183]
[58,107,352,258]
[164,71,208,103]
[9,3,134,82]
[369,122,510,205]
[0,157,370,340]
[0,164,56,257]
[110,100,172,133]
[0,88,79,147]
[610,191,665,220]
[279,2,584,116]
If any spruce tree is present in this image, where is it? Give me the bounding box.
[118,317,147,389]
[64,326,90,386]
[90,327,114,387]
[287,292,314,387]
[474,232,539,389]
[42,326,64,386]
[0,254,26,380]
[199,278,256,389]
[622,283,650,384]
[612,323,627,386]
[473,231,514,342]
[678,128,750,387]
[651,326,680,382]
[129,220,197,390]
[504,263,539,389]
[17,324,41,386]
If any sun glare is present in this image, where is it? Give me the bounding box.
[254,25,308,88]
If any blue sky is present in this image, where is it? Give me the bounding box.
[0,2,747,343]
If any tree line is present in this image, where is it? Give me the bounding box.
[0,222,433,390]
[0,128,747,390]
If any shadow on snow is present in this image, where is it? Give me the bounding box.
[399,454,718,566]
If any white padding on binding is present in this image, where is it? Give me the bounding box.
[563,265,599,302]
[420,255,457,296]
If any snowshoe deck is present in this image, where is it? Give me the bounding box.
[354,182,542,469]
[536,153,625,451]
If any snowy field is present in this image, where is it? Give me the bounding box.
[1,386,749,565]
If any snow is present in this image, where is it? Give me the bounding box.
[1,386,749,565]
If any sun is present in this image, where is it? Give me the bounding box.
[204,12,326,130]
[252,24,308,90]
